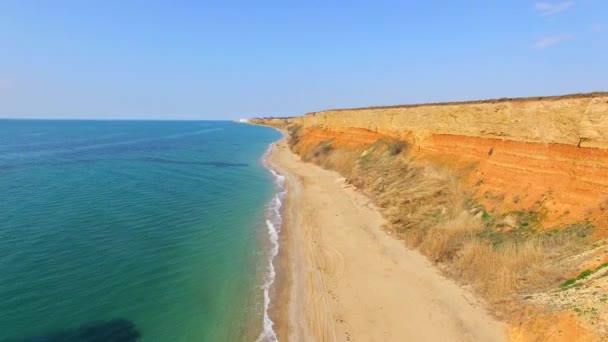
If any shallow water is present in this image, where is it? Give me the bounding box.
[0,120,281,341]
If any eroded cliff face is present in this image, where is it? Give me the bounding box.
[256,93,608,235]
[290,93,608,148]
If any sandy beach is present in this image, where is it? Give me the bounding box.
[268,137,506,341]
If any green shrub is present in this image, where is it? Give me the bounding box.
[561,278,576,288]
[596,262,608,272]
[577,269,593,280]
[482,211,491,222]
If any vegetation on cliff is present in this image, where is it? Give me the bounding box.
[255,101,608,339]
[282,122,590,300]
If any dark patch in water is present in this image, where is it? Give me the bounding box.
[0,155,249,173]
[0,164,18,172]
[0,159,99,173]
[0,154,249,173]
[8,319,140,342]
[144,157,248,168]
[63,140,173,157]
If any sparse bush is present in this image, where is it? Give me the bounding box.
[287,124,302,146]
[311,140,333,158]
[561,221,593,238]
[388,140,408,156]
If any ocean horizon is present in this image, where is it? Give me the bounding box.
[0,120,282,341]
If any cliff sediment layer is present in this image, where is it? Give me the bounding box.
[282,93,608,148]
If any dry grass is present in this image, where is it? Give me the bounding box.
[285,132,589,302]
[419,211,484,262]
[454,239,548,298]
[319,149,361,177]
[411,206,576,299]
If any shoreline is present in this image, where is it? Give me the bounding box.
[263,131,294,342]
[265,133,507,341]
[265,136,309,341]
[256,140,287,342]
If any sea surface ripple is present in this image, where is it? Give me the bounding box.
[0,120,281,341]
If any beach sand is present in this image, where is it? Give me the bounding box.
[268,137,506,341]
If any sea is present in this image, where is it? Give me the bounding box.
[0,120,284,342]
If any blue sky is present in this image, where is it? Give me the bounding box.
[0,1,606,119]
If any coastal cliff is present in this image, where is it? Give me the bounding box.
[258,93,608,232]
[274,93,608,147]
[254,92,608,341]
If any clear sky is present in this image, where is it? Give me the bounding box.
[0,1,606,120]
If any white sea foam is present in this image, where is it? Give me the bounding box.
[256,146,286,342]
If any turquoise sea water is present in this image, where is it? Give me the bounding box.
[0,120,281,341]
